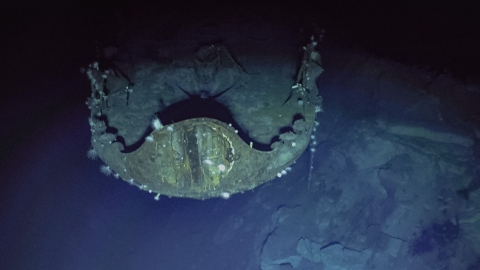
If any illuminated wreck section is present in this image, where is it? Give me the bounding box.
[85,36,323,200]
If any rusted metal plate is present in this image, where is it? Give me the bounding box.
[118,118,285,199]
